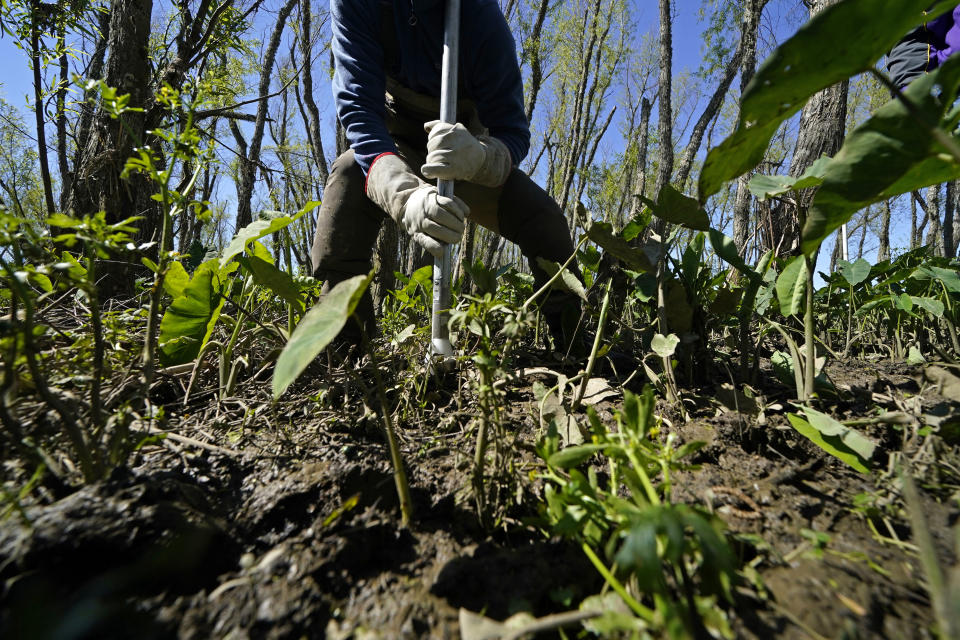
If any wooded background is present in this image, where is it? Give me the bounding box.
[0,0,956,299]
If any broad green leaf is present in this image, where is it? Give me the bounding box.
[586,221,657,272]
[158,259,225,366]
[803,54,960,254]
[907,345,926,365]
[895,293,913,312]
[789,406,876,473]
[707,229,761,286]
[163,261,190,298]
[59,251,87,279]
[250,240,274,264]
[239,255,303,310]
[650,333,680,358]
[641,185,710,231]
[219,202,318,268]
[547,444,607,469]
[272,272,372,399]
[911,296,945,317]
[748,155,829,200]
[699,0,955,202]
[837,258,871,287]
[913,265,960,293]
[535,257,587,301]
[775,256,807,317]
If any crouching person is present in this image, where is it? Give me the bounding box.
[310,0,581,351]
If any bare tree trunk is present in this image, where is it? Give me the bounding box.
[652,0,673,209]
[730,0,767,259]
[627,97,652,222]
[877,199,892,261]
[910,191,919,249]
[30,9,55,217]
[235,0,298,231]
[524,0,551,123]
[926,183,943,255]
[298,0,329,186]
[56,26,70,212]
[674,21,753,190]
[372,221,398,313]
[767,0,846,257]
[945,181,957,258]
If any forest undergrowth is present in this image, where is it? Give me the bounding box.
[1,1,960,639]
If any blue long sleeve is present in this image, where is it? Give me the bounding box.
[330,0,530,175]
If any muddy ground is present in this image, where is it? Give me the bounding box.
[0,349,957,639]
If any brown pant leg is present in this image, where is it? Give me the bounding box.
[492,169,583,348]
[310,150,386,334]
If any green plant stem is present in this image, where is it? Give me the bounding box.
[84,248,105,438]
[141,188,176,406]
[938,281,960,355]
[656,259,680,405]
[472,367,492,519]
[221,275,253,397]
[365,336,414,527]
[803,253,815,402]
[573,279,611,412]
[521,234,588,316]
[580,542,655,623]
[902,471,955,640]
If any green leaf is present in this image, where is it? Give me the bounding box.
[803,53,960,254]
[650,333,680,358]
[586,221,658,272]
[907,345,926,365]
[707,229,761,286]
[163,261,190,298]
[748,156,830,200]
[158,259,225,366]
[272,272,373,399]
[789,406,876,473]
[775,256,807,317]
[911,296,945,317]
[642,185,710,230]
[535,257,587,300]
[219,202,317,268]
[837,258,871,287]
[58,252,87,279]
[698,0,954,202]
[239,255,303,310]
[250,240,274,264]
[913,265,960,293]
[547,444,607,469]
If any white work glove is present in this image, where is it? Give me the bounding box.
[421,120,513,188]
[366,154,468,258]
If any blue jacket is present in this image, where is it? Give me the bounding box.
[330,0,529,175]
[888,5,960,88]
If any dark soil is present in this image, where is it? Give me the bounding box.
[1,353,957,639]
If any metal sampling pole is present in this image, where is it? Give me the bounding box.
[430,0,460,369]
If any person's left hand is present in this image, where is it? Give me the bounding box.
[421,120,485,181]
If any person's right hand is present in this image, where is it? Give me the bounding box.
[401,184,468,258]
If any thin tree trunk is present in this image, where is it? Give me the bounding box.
[524,0,551,123]
[945,180,956,258]
[627,97,652,222]
[652,0,673,208]
[235,0,298,231]
[299,0,329,186]
[878,199,891,261]
[926,183,943,255]
[673,39,745,189]
[30,13,55,217]
[56,27,70,212]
